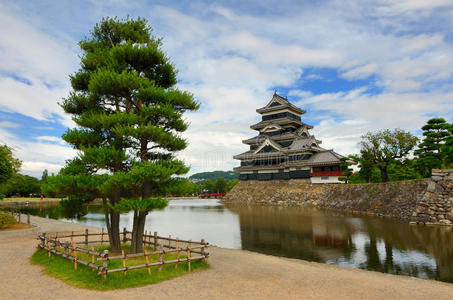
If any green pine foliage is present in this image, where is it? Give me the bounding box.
[53,17,199,253]
[415,118,451,176]
[441,122,453,166]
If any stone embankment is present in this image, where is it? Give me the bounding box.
[411,169,453,225]
[224,169,453,225]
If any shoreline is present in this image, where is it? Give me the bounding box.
[0,215,452,299]
[0,196,200,207]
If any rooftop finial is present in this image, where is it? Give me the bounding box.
[274,90,277,96]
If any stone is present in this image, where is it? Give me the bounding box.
[427,181,437,192]
[431,172,444,176]
[429,216,437,223]
[439,219,452,225]
[431,176,442,182]
[448,212,453,221]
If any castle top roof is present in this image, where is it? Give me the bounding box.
[256,92,306,115]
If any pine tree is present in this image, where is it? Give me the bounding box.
[415,118,451,176]
[60,17,198,253]
[338,156,354,183]
[443,122,453,166]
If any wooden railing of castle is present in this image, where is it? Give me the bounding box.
[37,229,209,278]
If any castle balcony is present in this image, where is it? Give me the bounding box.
[310,171,344,177]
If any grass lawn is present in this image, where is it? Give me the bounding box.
[30,244,209,290]
[1,197,63,203]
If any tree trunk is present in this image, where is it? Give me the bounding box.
[379,166,389,182]
[102,191,121,252]
[130,210,139,253]
[129,178,152,254]
[129,140,152,254]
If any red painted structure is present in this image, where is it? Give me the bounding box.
[198,193,227,198]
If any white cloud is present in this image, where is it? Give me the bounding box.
[35,136,64,143]
[0,3,76,126]
[1,0,453,175]
[0,121,21,128]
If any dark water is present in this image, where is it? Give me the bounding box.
[11,199,453,283]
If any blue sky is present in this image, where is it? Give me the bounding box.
[0,0,453,177]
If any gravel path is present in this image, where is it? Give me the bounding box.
[1,215,453,299]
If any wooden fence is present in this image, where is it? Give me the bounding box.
[37,229,209,278]
[6,210,31,225]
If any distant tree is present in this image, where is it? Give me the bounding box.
[387,159,423,181]
[0,144,21,185]
[203,179,216,193]
[41,169,49,184]
[215,177,227,193]
[338,156,354,183]
[226,179,239,192]
[359,129,418,182]
[1,174,41,197]
[415,118,451,176]
[189,170,239,182]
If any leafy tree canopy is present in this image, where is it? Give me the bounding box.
[0,144,21,185]
[359,129,418,182]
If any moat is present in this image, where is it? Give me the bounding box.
[11,198,453,283]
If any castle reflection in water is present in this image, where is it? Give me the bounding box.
[226,204,453,283]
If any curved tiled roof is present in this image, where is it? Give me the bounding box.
[250,118,313,130]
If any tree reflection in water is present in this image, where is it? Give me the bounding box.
[11,199,88,220]
[225,204,453,283]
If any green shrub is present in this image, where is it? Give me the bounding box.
[0,193,5,200]
[0,212,16,229]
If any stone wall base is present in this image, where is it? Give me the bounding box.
[224,170,453,225]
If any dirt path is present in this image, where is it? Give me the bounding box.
[1,216,453,299]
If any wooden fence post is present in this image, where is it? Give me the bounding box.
[27,213,30,225]
[101,228,104,245]
[102,249,108,279]
[64,242,69,257]
[187,247,191,272]
[47,239,51,257]
[41,232,46,248]
[144,250,151,274]
[201,239,205,260]
[175,237,180,269]
[73,243,78,270]
[85,229,88,245]
[122,250,126,276]
[91,247,95,272]
[154,231,158,250]
[70,231,74,244]
[158,246,163,272]
[168,235,171,248]
[123,227,127,243]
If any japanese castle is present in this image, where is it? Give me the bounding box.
[234,92,344,183]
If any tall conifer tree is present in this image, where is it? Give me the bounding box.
[60,17,198,253]
[415,118,451,176]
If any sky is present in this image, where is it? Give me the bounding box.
[0,0,453,178]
